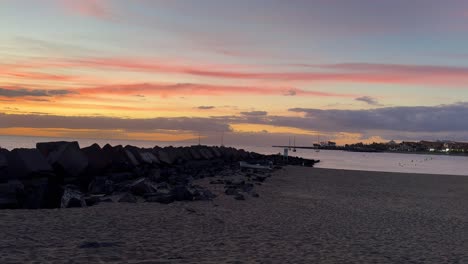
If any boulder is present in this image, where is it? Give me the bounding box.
[171,185,194,201]
[210,147,222,158]
[198,147,214,160]
[124,149,140,168]
[155,149,173,165]
[188,147,202,160]
[7,149,53,179]
[189,185,216,201]
[88,177,115,195]
[234,193,245,200]
[128,178,158,196]
[0,148,8,168]
[37,141,88,178]
[118,192,137,203]
[145,192,174,204]
[138,151,159,165]
[0,149,9,182]
[102,145,132,172]
[0,180,24,209]
[21,178,51,209]
[61,186,86,208]
[82,144,111,174]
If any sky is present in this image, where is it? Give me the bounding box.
[2,0,468,146]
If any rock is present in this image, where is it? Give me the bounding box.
[145,192,174,204]
[124,149,140,167]
[253,176,267,182]
[84,195,103,206]
[189,147,202,160]
[128,178,157,196]
[198,147,214,160]
[88,177,115,194]
[102,145,132,172]
[210,147,222,158]
[189,185,216,201]
[138,151,159,165]
[224,186,239,195]
[156,149,173,165]
[37,141,88,178]
[82,144,111,174]
[234,193,245,200]
[0,148,8,168]
[118,192,137,203]
[210,179,224,185]
[0,180,24,209]
[7,149,53,179]
[0,149,9,182]
[171,185,194,201]
[107,172,134,183]
[61,186,86,208]
[21,178,51,209]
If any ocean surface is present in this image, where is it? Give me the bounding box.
[1,135,467,176]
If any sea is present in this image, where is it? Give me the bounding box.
[1,135,467,176]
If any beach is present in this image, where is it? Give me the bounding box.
[1,167,467,263]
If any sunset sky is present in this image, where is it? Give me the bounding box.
[2,0,468,146]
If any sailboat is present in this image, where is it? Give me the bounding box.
[315,135,320,152]
[293,136,297,152]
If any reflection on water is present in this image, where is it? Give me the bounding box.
[242,147,468,176]
[1,136,467,176]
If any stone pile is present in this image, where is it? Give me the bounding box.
[0,142,319,209]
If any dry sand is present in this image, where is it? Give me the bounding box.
[1,167,468,263]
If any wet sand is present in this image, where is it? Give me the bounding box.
[1,167,468,263]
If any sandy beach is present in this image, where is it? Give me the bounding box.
[1,167,467,263]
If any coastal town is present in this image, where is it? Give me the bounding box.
[320,140,468,154]
[275,140,468,154]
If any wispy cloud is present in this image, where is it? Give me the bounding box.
[197,106,215,110]
[240,111,268,116]
[77,83,355,98]
[355,96,381,106]
[0,87,75,98]
[10,57,468,87]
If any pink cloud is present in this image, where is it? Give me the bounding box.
[6,57,468,88]
[77,83,357,98]
[59,0,110,19]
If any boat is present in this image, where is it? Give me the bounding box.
[293,136,297,152]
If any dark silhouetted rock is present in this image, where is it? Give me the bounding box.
[189,185,216,201]
[198,147,214,160]
[145,192,174,204]
[82,144,111,174]
[118,192,137,203]
[155,149,173,165]
[171,185,194,201]
[0,180,24,209]
[138,150,159,165]
[61,186,86,208]
[84,195,103,206]
[128,178,157,196]
[7,149,53,179]
[234,193,245,200]
[21,178,50,209]
[88,177,115,195]
[188,147,202,160]
[37,141,88,178]
[102,145,132,172]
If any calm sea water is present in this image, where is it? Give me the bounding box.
[1,135,467,176]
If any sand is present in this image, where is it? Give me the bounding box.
[1,167,468,263]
